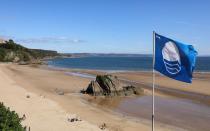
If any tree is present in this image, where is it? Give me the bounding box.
[8,39,15,44]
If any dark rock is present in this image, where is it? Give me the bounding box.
[82,75,144,96]
[67,114,81,122]
[21,114,26,121]
[99,123,107,130]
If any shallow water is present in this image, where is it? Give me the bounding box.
[116,96,210,131]
[65,72,95,79]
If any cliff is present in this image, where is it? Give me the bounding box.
[0,39,59,63]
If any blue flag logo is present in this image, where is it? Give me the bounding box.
[154,33,197,83]
[162,41,181,75]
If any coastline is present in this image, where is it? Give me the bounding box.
[1,63,210,130]
[45,56,210,73]
[0,63,187,131]
[46,64,210,95]
[46,65,210,106]
[45,64,210,105]
[46,63,210,74]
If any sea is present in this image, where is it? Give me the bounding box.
[47,56,210,72]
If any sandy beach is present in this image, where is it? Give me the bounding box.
[1,63,210,131]
[0,63,101,131]
[1,0,209,130]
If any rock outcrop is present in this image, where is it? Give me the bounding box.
[82,75,144,96]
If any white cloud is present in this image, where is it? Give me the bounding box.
[15,37,86,44]
[0,35,15,40]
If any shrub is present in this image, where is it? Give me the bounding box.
[0,48,6,61]
[0,102,25,131]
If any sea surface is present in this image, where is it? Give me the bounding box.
[47,56,210,72]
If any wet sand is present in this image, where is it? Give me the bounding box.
[116,96,210,131]
[46,67,210,131]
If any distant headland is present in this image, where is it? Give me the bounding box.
[0,39,64,64]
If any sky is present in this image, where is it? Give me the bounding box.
[0,0,210,55]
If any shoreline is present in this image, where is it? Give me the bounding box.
[46,64,153,73]
[45,56,210,74]
[0,63,186,131]
[53,67,210,106]
[1,63,210,131]
[43,64,210,106]
[46,63,210,74]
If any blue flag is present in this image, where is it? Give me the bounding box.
[154,33,197,83]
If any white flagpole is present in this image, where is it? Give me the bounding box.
[152,31,156,131]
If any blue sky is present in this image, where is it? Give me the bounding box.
[0,0,210,55]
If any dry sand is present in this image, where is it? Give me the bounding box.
[0,63,101,131]
[0,63,201,131]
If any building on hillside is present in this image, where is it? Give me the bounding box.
[0,38,6,44]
